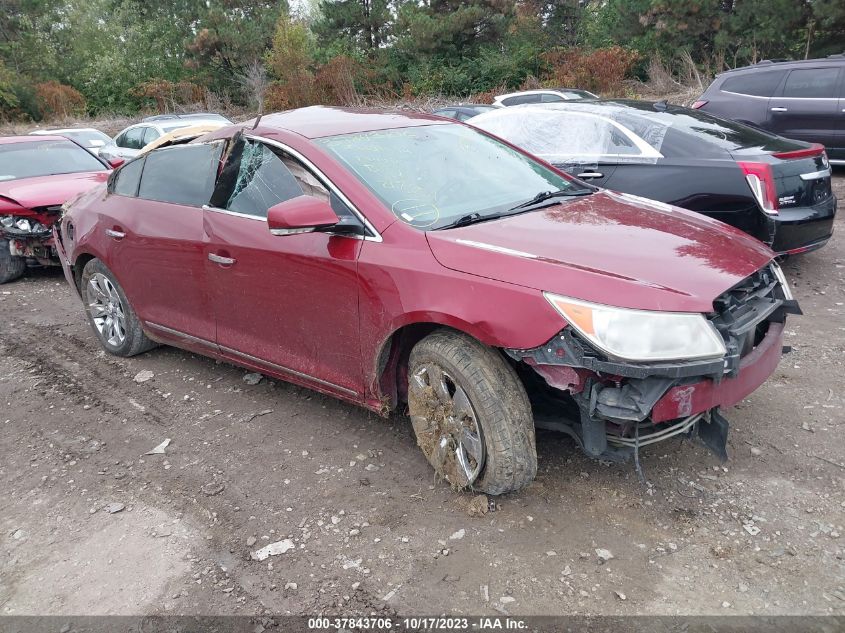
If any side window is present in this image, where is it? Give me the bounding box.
[111,157,145,197]
[211,138,360,225]
[455,112,472,121]
[221,142,305,218]
[137,143,223,206]
[608,128,638,155]
[142,127,160,145]
[122,127,146,150]
[437,109,456,119]
[502,95,536,106]
[540,93,565,103]
[721,70,786,97]
[782,68,840,98]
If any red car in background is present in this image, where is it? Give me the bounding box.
[57,107,800,494]
[0,135,117,283]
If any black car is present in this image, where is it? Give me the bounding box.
[431,104,498,122]
[693,55,845,163]
[470,100,836,255]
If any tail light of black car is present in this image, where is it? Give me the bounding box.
[738,161,779,215]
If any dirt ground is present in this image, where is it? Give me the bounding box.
[1,173,843,618]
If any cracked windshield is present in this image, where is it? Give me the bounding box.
[317,124,576,229]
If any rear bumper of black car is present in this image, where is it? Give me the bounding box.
[771,195,836,255]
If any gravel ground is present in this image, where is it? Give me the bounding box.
[1,172,843,617]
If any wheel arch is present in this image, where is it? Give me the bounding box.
[372,315,509,414]
[71,251,98,294]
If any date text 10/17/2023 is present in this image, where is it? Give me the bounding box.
[307,616,528,631]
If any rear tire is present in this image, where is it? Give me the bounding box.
[0,238,27,284]
[408,329,537,495]
[81,258,157,357]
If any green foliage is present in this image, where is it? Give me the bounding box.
[3,0,845,120]
[314,0,393,53]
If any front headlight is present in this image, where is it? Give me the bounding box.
[0,215,13,228]
[15,218,31,232]
[544,293,726,362]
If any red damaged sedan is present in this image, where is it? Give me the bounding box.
[56,107,800,494]
[0,135,115,283]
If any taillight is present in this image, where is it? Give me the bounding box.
[691,100,708,109]
[772,143,825,160]
[738,161,778,215]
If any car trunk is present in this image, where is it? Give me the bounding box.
[730,142,833,247]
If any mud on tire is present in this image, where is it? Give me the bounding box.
[81,258,157,357]
[0,238,27,284]
[408,329,537,495]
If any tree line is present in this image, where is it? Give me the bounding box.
[1,0,843,120]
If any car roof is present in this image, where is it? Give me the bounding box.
[719,56,844,75]
[487,99,676,114]
[436,104,493,110]
[142,112,230,122]
[30,127,102,134]
[0,135,70,145]
[246,106,451,139]
[495,88,592,99]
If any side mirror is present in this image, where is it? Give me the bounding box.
[267,195,338,236]
[108,157,125,169]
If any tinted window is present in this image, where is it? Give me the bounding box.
[142,127,160,145]
[121,127,146,149]
[455,112,473,121]
[721,70,786,97]
[0,139,106,181]
[224,141,304,218]
[138,143,222,206]
[540,93,565,103]
[502,95,538,106]
[782,68,839,98]
[112,158,145,196]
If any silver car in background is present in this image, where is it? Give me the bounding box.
[29,127,112,156]
[99,113,233,163]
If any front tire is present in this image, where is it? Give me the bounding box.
[0,238,27,284]
[408,329,537,495]
[81,258,156,357]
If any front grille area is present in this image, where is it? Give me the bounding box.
[709,264,783,376]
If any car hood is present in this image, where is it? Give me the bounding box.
[425,191,774,313]
[0,171,109,209]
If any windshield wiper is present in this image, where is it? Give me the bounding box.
[507,188,593,212]
[434,187,594,230]
[435,212,491,230]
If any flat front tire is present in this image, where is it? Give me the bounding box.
[408,329,537,495]
[0,238,26,284]
[81,258,156,357]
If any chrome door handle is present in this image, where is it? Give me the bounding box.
[577,172,604,179]
[208,253,236,265]
[770,107,788,112]
[105,229,125,239]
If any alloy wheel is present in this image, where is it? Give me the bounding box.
[409,363,485,488]
[87,272,126,346]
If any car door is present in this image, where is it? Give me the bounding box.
[768,66,841,147]
[203,136,366,397]
[101,143,221,344]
